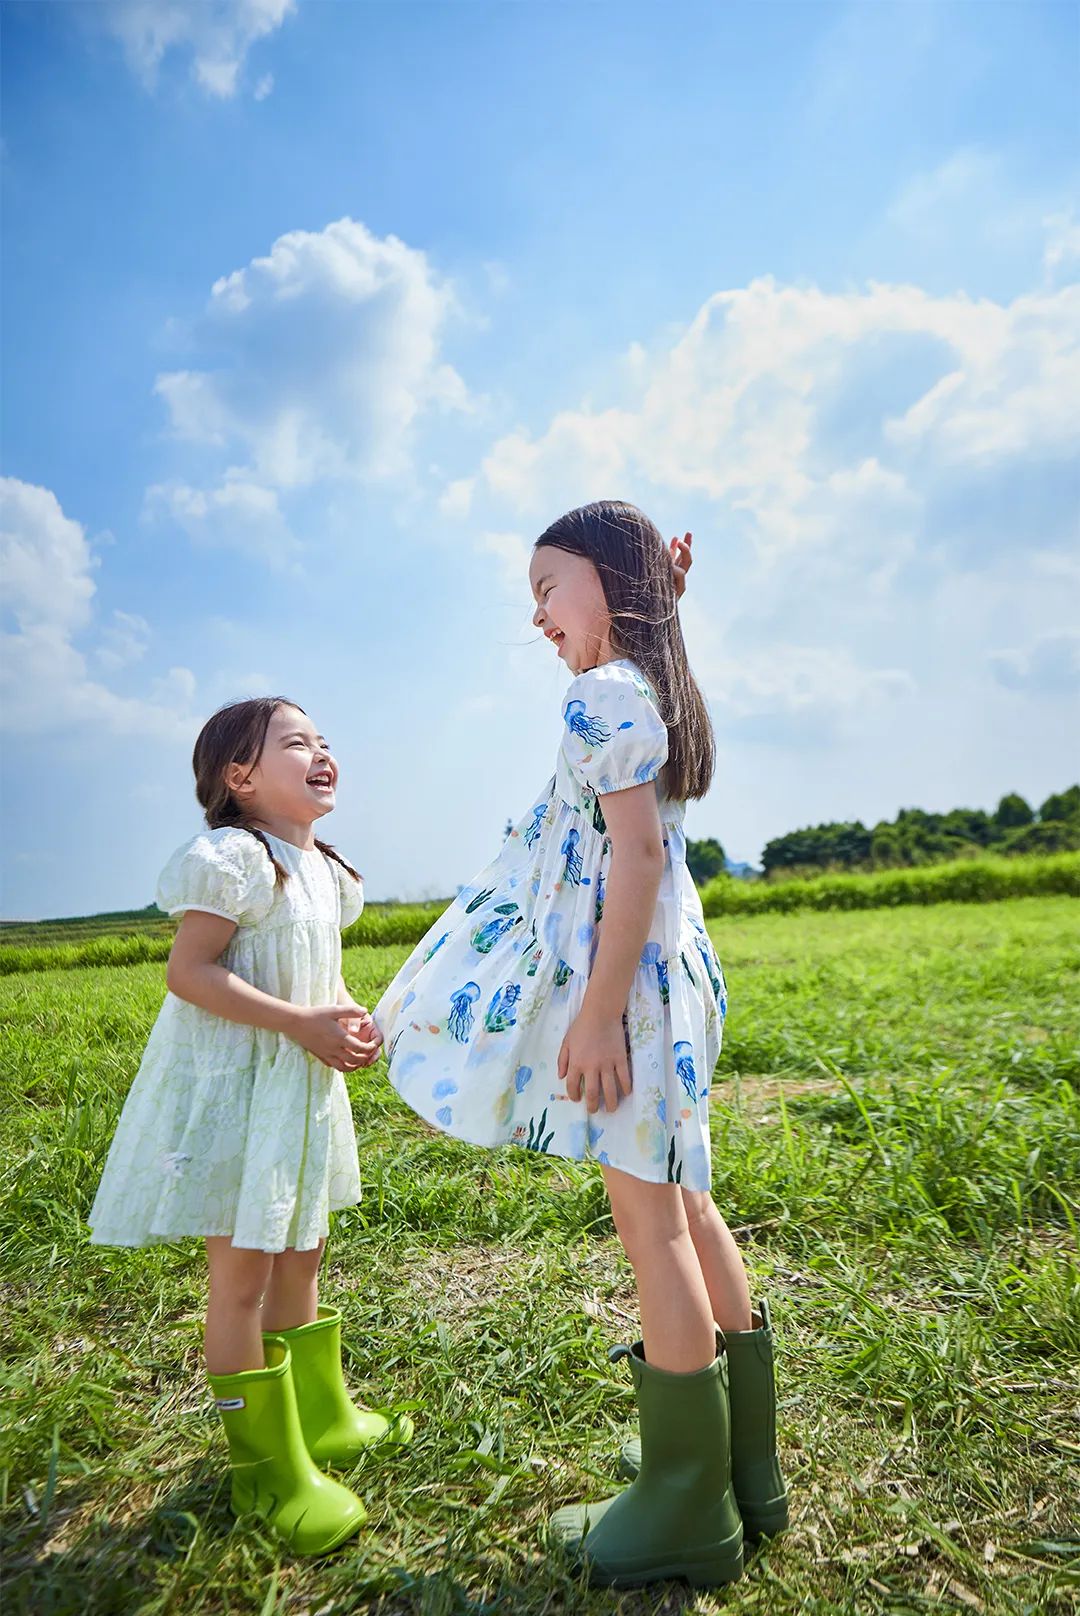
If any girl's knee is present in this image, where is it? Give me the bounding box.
[273,1243,324,1282]
[208,1250,274,1312]
[233,1275,269,1311]
[680,1187,716,1233]
[607,1180,690,1264]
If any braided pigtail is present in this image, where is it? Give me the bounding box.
[315,839,362,884]
[245,826,289,887]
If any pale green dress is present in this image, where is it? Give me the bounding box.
[89,828,364,1253]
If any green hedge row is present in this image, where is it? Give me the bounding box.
[700,851,1080,916]
[0,902,448,978]
[3,854,1076,977]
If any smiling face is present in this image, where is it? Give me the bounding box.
[225,704,338,830]
[529,545,614,674]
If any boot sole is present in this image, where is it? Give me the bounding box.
[289,1502,368,1556]
[583,1536,745,1590]
[231,1492,367,1556]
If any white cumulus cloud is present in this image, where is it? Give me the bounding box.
[0,478,195,737]
[151,219,470,557]
[144,476,299,569]
[101,0,294,99]
[475,276,1079,558]
[157,218,468,488]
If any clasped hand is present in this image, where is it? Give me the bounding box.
[294,1003,383,1072]
[558,1008,633,1114]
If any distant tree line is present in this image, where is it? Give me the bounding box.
[758,785,1080,876]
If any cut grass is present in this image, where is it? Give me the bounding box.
[1,898,1077,1614]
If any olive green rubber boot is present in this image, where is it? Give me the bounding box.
[549,1338,744,1589]
[619,1298,789,1539]
[268,1305,414,1468]
[209,1339,367,1555]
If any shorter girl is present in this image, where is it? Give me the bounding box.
[90,697,408,1555]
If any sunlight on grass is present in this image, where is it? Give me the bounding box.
[2,899,1077,1613]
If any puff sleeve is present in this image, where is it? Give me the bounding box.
[156,829,277,928]
[561,663,669,795]
[333,859,365,929]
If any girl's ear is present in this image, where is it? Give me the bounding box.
[224,761,254,798]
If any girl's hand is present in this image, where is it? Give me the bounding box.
[559,1009,633,1114]
[292,1006,369,1072]
[338,1006,383,1068]
[669,531,693,598]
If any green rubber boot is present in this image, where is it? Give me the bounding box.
[268,1305,414,1468]
[619,1298,789,1539]
[209,1339,367,1555]
[549,1338,744,1589]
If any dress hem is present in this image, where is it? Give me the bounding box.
[392,1087,712,1193]
[87,1194,361,1254]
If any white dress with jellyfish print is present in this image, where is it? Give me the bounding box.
[374,658,727,1190]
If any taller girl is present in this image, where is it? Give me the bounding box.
[376,501,788,1589]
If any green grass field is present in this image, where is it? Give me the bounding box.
[2,898,1078,1614]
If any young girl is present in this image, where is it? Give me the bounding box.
[89,696,409,1556]
[375,502,788,1589]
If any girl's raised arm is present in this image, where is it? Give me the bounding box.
[166,911,371,1072]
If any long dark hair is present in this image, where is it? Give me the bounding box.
[192,697,360,885]
[535,501,715,801]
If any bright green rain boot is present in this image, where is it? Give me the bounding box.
[619,1298,790,1540]
[209,1338,367,1555]
[549,1338,744,1589]
[269,1305,413,1468]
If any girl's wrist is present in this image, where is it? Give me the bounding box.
[578,989,626,1024]
[275,1002,309,1038]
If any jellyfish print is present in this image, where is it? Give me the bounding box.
[594,867,606,925]
[524,801,547,848]
[471,913,521,955]
[484,981,521,1033]
[640,941,670,1005]
[563,699,612,747]
[561,827,583,887]
[514,1065,534,1093]
[674,1039,698,1101]
[448,981,481,1043]
[634,757,664,784]
[692,921,724,1001]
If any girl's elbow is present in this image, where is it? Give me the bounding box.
[165,956,193,999]
[615,836,665,869]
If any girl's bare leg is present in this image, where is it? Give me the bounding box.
[204,1238,275,1375]
[601,1165,715,1373]
[261,1239,326,1333]
[680,1189,753,1334]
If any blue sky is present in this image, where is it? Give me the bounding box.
[2,0,1078,918]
